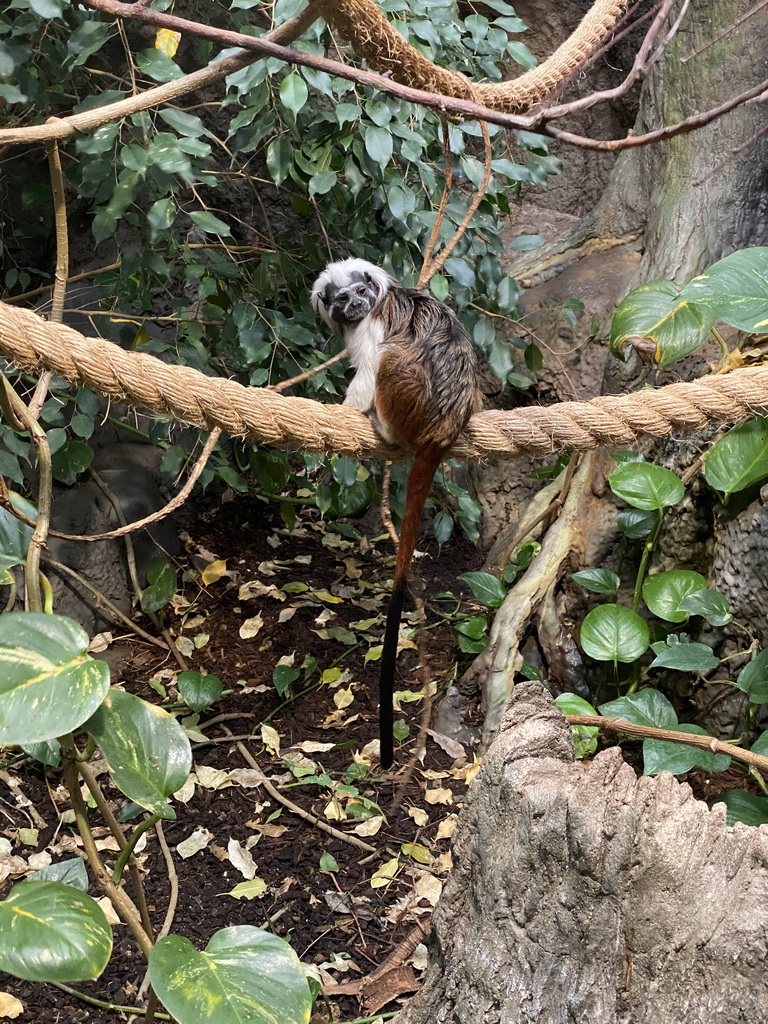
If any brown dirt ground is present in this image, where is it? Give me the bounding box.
[0,492,755,1023]
[0,493,485,1024]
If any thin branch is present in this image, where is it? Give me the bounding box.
[43,555,168,648]
[417,118,452,291]
[681,0,768,63]
[270,353,347,393]
[0,0,329,147]
[566,714,768,775]
[231,733,377,854]
[0,430,220,542]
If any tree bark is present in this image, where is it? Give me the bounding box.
[398,682,768,1024]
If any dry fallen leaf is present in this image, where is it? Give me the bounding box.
[238,580,286,602]
[201,558,227,585]
[414,871,443,906]
[436,814,458,841]
[173,776,196,803]
[96,896,121,926]
[292,741,335,754]
[408,807,429,827]
[228,768,265,789]
[424,787,453,806]
[370,856,400,889]
[0,991,23,1018]
[239,614,265,640]
[261,724,281,756]
[227,838,257,880]
[426,728,466,760]
[195,765,232,791]
[353,815,384,837]
[333,686,355,710]
[176,827,213,859]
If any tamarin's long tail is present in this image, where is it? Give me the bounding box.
[379,445,446,769]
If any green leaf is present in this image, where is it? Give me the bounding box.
[29,0,65,15]
[570,569,620,595]
[735,649,768,704]
[711,790,768,827]
[364,125,393,169]
[135,48,183,83]
[751,730,768,757]
[266,137,293,186]
[642,570,707,623]
[457,571,506,608]
[22,739,61,766]
[0,613,109,745]
[319,851,338,872]
[554,692,598,758]
[506,40,537,68]
[649,636,719,671]
[678,588,732,626]
[609,462,684,510]
[158,108,210,138]
[149,926,312,1024]
[0,490,35,573]
[0,880,112,982]
[177,671,223,712]
[279,72,308,116]
[679,247,768,332]
[580,605,649,663]
[147,197,175,235]
[609,280,716,368]
[85,688,191,818]
[141,557,177,614]
[616,509,656,539]
[599,688,677,729]
[27,858,88,891]
[643,724,730,776]
[50,440,94,485]
[703,418,768,498]
[188,211,232,237]
[272,664,300,696]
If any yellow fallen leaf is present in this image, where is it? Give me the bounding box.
[436,814,458,840]
[201,559,226,585]
[0,991,24,1018]
[261,724,280,756]
[155,28,181,57]
[239,614,264,639]
[424,786,453,806]
[311,589,343,604]
[408,806,429,827]
[370,856,399,889]
[353,814,384,836]
[96,896,121,926]
[334,686,355,709]
[402,842,434,865]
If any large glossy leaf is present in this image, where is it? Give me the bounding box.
[0,613,110,745]
[642,724,730,776]
[679,247,768,332]
[457,571,507,607]
[649,636,719,671]
[85,688,191,818]
[642,570,708,623]
[580,604,649,663]
[0,880,112,982]
[0,491,35,575]
[735,649,768,704]
[703,418,768,498]
[609,280,716,368]
[609,462,684,511]
[678,588,732,626]
[712,790,768,827]
[149,926,312,1024]
[600,688,677,729]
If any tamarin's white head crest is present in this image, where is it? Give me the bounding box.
[311,258,392,331]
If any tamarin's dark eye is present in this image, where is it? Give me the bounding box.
[363,272,372,283]
[321,287,331,306]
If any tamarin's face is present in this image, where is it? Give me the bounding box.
[320,272,379,326]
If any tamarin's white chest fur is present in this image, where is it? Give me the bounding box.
[343,316,386,419]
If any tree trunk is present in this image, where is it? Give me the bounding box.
[397,682,768,1024]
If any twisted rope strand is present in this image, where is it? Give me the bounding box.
[0,301,766,462]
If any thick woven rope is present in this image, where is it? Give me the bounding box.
[1,302,767,462]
